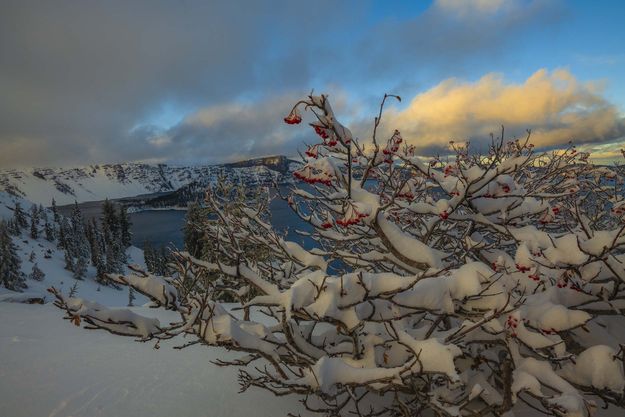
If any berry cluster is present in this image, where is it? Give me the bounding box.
[505,315,519,338]
[305,145,319,159]
[284,112,302,125]
[293,170,333,186]
[336,209,368,228]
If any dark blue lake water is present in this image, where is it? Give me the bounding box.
[59,187,312,251]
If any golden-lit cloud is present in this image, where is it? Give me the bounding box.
[381,69,625,153]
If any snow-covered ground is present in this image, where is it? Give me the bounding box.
[0,303,302,417]
[0,225,302,417]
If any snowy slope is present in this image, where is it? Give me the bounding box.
[0,230,147,306]
[0,303,304,417]
[0,191,36,221]
[0,156,297,206]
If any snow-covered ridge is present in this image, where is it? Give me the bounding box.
[0,156,298,206]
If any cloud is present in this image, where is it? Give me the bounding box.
[0,0,357,168]
[434,0,507,15]
[132,94,309,165]
[0,0,611,168]
[129,70,625,166]
[374,69,625,154]
[354,0,564,89]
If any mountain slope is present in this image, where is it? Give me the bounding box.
[0,156,297,206]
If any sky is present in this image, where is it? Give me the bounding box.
[1,0,625,168]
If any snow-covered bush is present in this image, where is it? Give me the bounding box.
[51,93,625,417]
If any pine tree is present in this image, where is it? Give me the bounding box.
[68,282,79,297]
[70,202,89,260]
[183,202,205,258]
[13,202,28,233]
[51,198,60,225]
[88,219,108,284]
[101,199,119,244]
[73,256,87,280]
[160,246,170,275]
[143,241,156,273]
[0,220,26,291]
[30,204,40,239]
[58,217,70,250]
[39,204,48,223]
[64,249,74,272]
[6,219,19,236]
[100,199,127,273]
[105,239,123,274]
[64,202,91,281]
[44,219,55,241]
[118,205,132,248]
[128,287,136,307]
[29,263,45,281]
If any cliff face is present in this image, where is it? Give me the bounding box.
[223,155,292,174]
[0,156,298,205]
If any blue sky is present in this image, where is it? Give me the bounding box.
[1,0,624,167]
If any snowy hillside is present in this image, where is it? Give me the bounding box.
[0,191,35,221]
[0,156,297,206]
[0,203,302,417]
[0,224,146,305]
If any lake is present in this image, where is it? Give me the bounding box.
[58,187,312,251]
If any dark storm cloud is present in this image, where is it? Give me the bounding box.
[4,0,622,168]
[0,0,359,167]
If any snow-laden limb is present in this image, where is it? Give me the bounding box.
[559,345,625,392]
[48,287,161,338]
[51,93,625,417]
[108,268,180,310]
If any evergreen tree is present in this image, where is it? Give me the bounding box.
[68,282,79,297]
[100,199,127,273]
[101,199,119,243]
[183,202,205,258]
[57,217,70,250]
[30,204,39,239]
[88,219,108,284]
[44,219,55,242]
[70,202,90,260]
[64,249,74,272]
[13,202,28,233]
[158,246,170,276]
[39,204,48,223]
[51,198,60,224]
[119,205,132,248]
[0,220,26,291]
[105,239,123,274]
[73,256,87,281]
[128,287,136,307]
[63,202,91,281]
[143,241,156,273]
[29,263,45,281]
[6,219,19,236]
